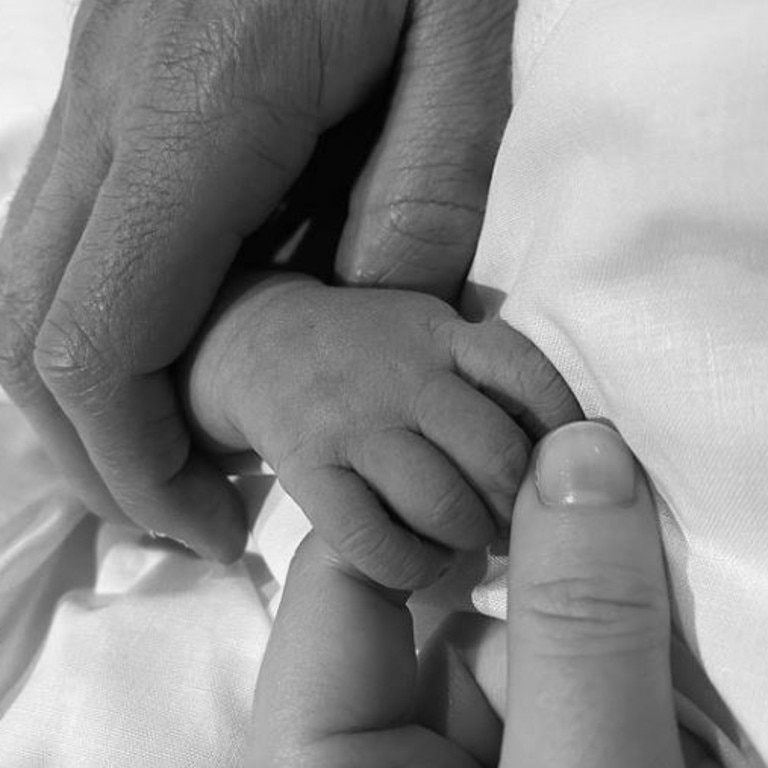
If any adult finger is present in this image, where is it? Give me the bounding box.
[443,318,583,439]
[31,0,411,561]
[0,96,127,522]
[501,421,685,768]
[0,0,150,523]
[278,462,450,589]
[250,532,480,768]
[351,425,497,549]
[31,134,291,559]
[26,0,323,556]
[335,0,514,302]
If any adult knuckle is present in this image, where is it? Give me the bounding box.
[33,305,113,400]
[133,1,306,131]
[515,569,668,654]
[381,195,481,254]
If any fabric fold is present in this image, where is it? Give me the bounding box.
[466,1,768,763]
[2,0,768,764]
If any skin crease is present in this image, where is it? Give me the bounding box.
[249,423,722,768]
[0,6,736,763]
[0,0,516,565]
[183,270,582,589]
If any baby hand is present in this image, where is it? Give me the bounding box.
[186,273,581,588]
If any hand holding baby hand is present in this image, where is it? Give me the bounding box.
[0,0,513,562]
[250,423,718,768]
[187,273,581,588]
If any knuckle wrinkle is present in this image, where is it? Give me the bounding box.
[516,572,667,654]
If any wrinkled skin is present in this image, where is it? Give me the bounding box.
[185,271,581,587]
[0,0,515,560]
[251,423,722,767]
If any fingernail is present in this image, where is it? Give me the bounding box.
[535,421,637,507]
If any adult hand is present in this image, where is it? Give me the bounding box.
[0,0,514,561]
[250,422,720,767]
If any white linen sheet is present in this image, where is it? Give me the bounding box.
[1,0,767,765]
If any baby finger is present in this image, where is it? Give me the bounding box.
[441,319,583,439]
[412,373,529,528]
[351,426,497,551]
[279,462,451,590]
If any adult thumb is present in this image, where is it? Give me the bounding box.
[501,421,686,768]
[334,0,513,302]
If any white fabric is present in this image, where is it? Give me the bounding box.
[468,1,768,764]
[0,390,286,766]
[1,0,768,765]
[0,0,74,222]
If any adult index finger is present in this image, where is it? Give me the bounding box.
[501,422,685,768]
[31,0,409,560]
[31,128,299,560]
[0,93,128,525]
[335,0,514,302]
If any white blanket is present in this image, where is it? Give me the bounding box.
[1,0,767,765]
